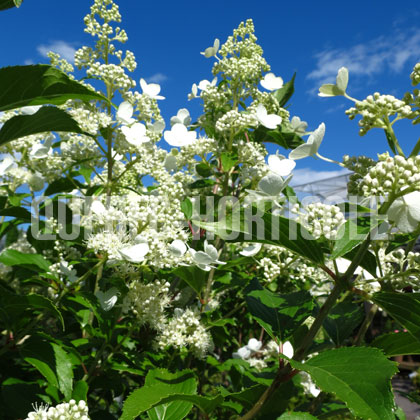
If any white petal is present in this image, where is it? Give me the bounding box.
[191,250,214,265]
[91,200,107,215]
[95,287,119,311]
[117,101,134,124]
[404,191,420,222]
[119,243,149,263]
[258,173,287,196]
[256,105,282,129]
[240,243,262,257]
[20,105,41,115]
[150,120,165,133]
[336,67,349,93]
[247,338,262,352]
[164,123,196,147]
[168,240,187,257]
[290,116,308,135]
[309,123,325,151]
[164,155,178,171]
[204,241,219,261]
[30,142,52,159]
[282,341,294,359]
[0,156,15,176]
[268,155,296,176]
[237,346,251,359]
[261,72,284,91]
[288,143,314,160]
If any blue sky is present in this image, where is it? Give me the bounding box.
[2,0,420,185]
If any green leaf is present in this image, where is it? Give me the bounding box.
[189,179,216,189]
[0,285,64,330]
[0,0,21,10]
[181,198,193,219]
[121,369,197,420]
[13,0,22,6]
[273,73,296,107]
[0,249,50,271]
[371,332,420,356]
[45,177,85,196]
[173,266,207,295]
[221,152,238,171]
[372,292,420,341]
[0,107,88,146]
[195,163,212,177]
[0,65,106,111]
[323,300,364,345]
[196,209,325,265]
[52,343,73,400]
[278,413,319,420]
[1,378,42,419]
[0,206,32,221]
[72,380,89,402]
[289,347,398,420]
[20,337,73,395]
[245,279,313,341]
[332,216,380,259]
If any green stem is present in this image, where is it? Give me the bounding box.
[409,136,420,157]
[354,303,378,345]
[384,119,405,157]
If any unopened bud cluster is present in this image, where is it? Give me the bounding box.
[156,308,212,358]
[346,93,412,136]
[361,153,420,196]
[411,63,420,86]
[26,400,89,420]
[215,110,257,132]
[123,279,171,325]
[296,203,345,240]
[213,19,270,87]
[343,155,376,195]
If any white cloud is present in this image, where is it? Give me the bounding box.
[37,40,77,63]
[291,168,350,187]
[146,73,168,84]
[307,28,420,87]
[24,59,34,65]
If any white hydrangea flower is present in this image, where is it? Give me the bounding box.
[164,123,197,147]
[117,101,135,125]
[25,399,90,420]
[290,116,308,135]
[197,77,217,92]
[260,72,283,91]
[189,240,225,271]
[140,78,165,100]
[268,153,296,177]
[233,338,262,359]
[119,241,149,263]
[170,108,191,126]
[121,122,150,146]
[188,83,198,100]
[318,66,348,97]
[30,138,53,159]
[95,287,119,311]
[0,155,16,176]
[168,239,187,257]
[289,122,325,160]
[388,191,420,233]
[255,104,282,129]
[240,243,262,257]
[200,38,220,58]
